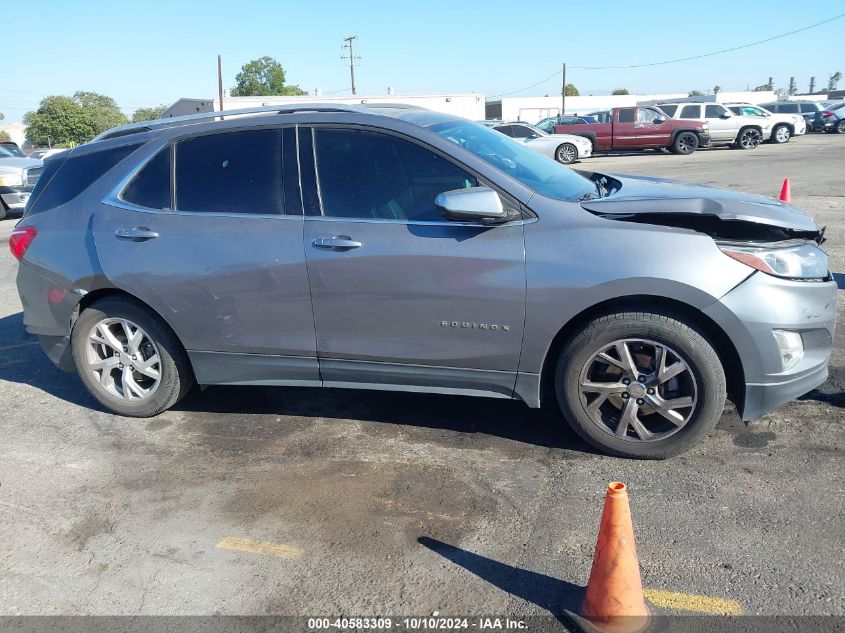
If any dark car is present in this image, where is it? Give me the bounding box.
[10,104,835,459]
[760,101,836,132]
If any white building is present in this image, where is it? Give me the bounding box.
[165,93,486,121]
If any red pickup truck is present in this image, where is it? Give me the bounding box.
[554,106,710,155]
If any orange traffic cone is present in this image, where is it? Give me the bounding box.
[779,178,792,203]
[566,482,657,633]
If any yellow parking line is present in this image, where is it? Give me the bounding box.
[644,589,742,615]
[216,537,303,559]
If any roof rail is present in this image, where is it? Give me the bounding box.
[93,102,410,142]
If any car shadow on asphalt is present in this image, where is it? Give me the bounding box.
[417,536,582,619]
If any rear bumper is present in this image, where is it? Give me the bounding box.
[0,185,33,210]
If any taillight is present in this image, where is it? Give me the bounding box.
[821,111,835,118]
[9,226,37,260]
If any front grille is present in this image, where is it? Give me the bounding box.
[25,167,42,187]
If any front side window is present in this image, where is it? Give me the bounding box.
[175,129,283,214]
[779,103,800,113]
[705,105,727,118]
[637,108,661,125]
[493,125,515,137]
[509,125,535,138]
[679,105,701,119]
[314,128,477,222]
[800,103,818,113]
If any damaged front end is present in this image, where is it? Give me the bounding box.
[580,172,830,281]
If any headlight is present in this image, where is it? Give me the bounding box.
[702,122,710,131]
[719,242,829,280]
[0,173,24,187]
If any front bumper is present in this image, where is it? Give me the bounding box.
[704,271,838,421]
[0,184,34,210]
[697,132,711,148]
[578,144,593,159]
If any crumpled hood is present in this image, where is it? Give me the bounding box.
[581,172,819,233]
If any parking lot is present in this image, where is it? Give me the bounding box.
[0,134,843,623]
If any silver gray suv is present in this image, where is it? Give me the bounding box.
[11,104,836,458]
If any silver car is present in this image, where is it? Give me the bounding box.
[11,104,837,458]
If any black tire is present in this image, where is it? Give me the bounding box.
[836,120,845,134]
[670,132,698,155]
[0,200,7,221]
[554,311,726,459]
[734,127,762,150]
[71,296,193,417]
[771,124,791,144]
[555,143,578,164]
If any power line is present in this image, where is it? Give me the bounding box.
[490,12,845,98]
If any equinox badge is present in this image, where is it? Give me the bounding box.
[441,320,511,332]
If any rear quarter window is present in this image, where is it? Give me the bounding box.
[25,143,141,216]
[122,147,171,210]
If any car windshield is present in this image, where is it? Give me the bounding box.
[429,120,594,201]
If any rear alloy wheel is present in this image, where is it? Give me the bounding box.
[555,143,578,164]
[71,297,193,417]
[771,125,791,144]
[555,312,726,459]
[670,132,698,155]
[736,128,762,149]
[837,120,845,134]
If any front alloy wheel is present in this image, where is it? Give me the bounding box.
[772,125,791,144]
[578,339,697,442]
[555,311,726,459]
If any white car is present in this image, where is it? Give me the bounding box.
[723,102,806,144]
[657,102,772,149]
[484,121,592,164]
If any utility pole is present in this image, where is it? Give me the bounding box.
[789,76,796,95]
[809,76,816,93]
[341,35,360,95]
[560,63,566,116]
[217,54,224,112]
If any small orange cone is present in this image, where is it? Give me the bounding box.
[571,482,653,633]
[779,178,792,203]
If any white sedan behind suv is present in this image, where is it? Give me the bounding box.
[723,102,806,144]
[657,102,771,149]
[485,121,592,164]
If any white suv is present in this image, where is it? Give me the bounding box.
[723,102,806,144]
[657,102,771,149]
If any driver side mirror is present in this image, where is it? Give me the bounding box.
[653,116,666,124]
[720,112,733,119]
[435,187,509,223]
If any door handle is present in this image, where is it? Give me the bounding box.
[115,227,159,242]
[312,236,362,250]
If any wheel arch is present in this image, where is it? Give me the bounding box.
[71,287,195,379]
[668,128,702,145]
[537,294,745,413]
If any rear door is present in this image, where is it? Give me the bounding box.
[301,125,526,397]
[93,127,319,385]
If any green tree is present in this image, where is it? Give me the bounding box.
[713,85,721,95]
[611,88,629,95]
[132,105,168,123]
[753,82,773,92]
[0,131,11,142]
[688,90,704,97]
[23,92,128,146]
[231,56,307,96]
[564,83,579,97]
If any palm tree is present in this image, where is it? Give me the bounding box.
[829,72,842,91]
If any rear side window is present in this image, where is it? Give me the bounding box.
[659,105,678,116]
[799,103,818,113]
[618,109,635,123]
[175,129,283,214]
[122,147,171,210]
[26,144,141,216]
[779,103,800,113]
[679,105,700,118]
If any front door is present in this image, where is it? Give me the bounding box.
[300,126,526,397]
[93,127,319,385]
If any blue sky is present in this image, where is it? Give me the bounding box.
[2,1,842,123]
